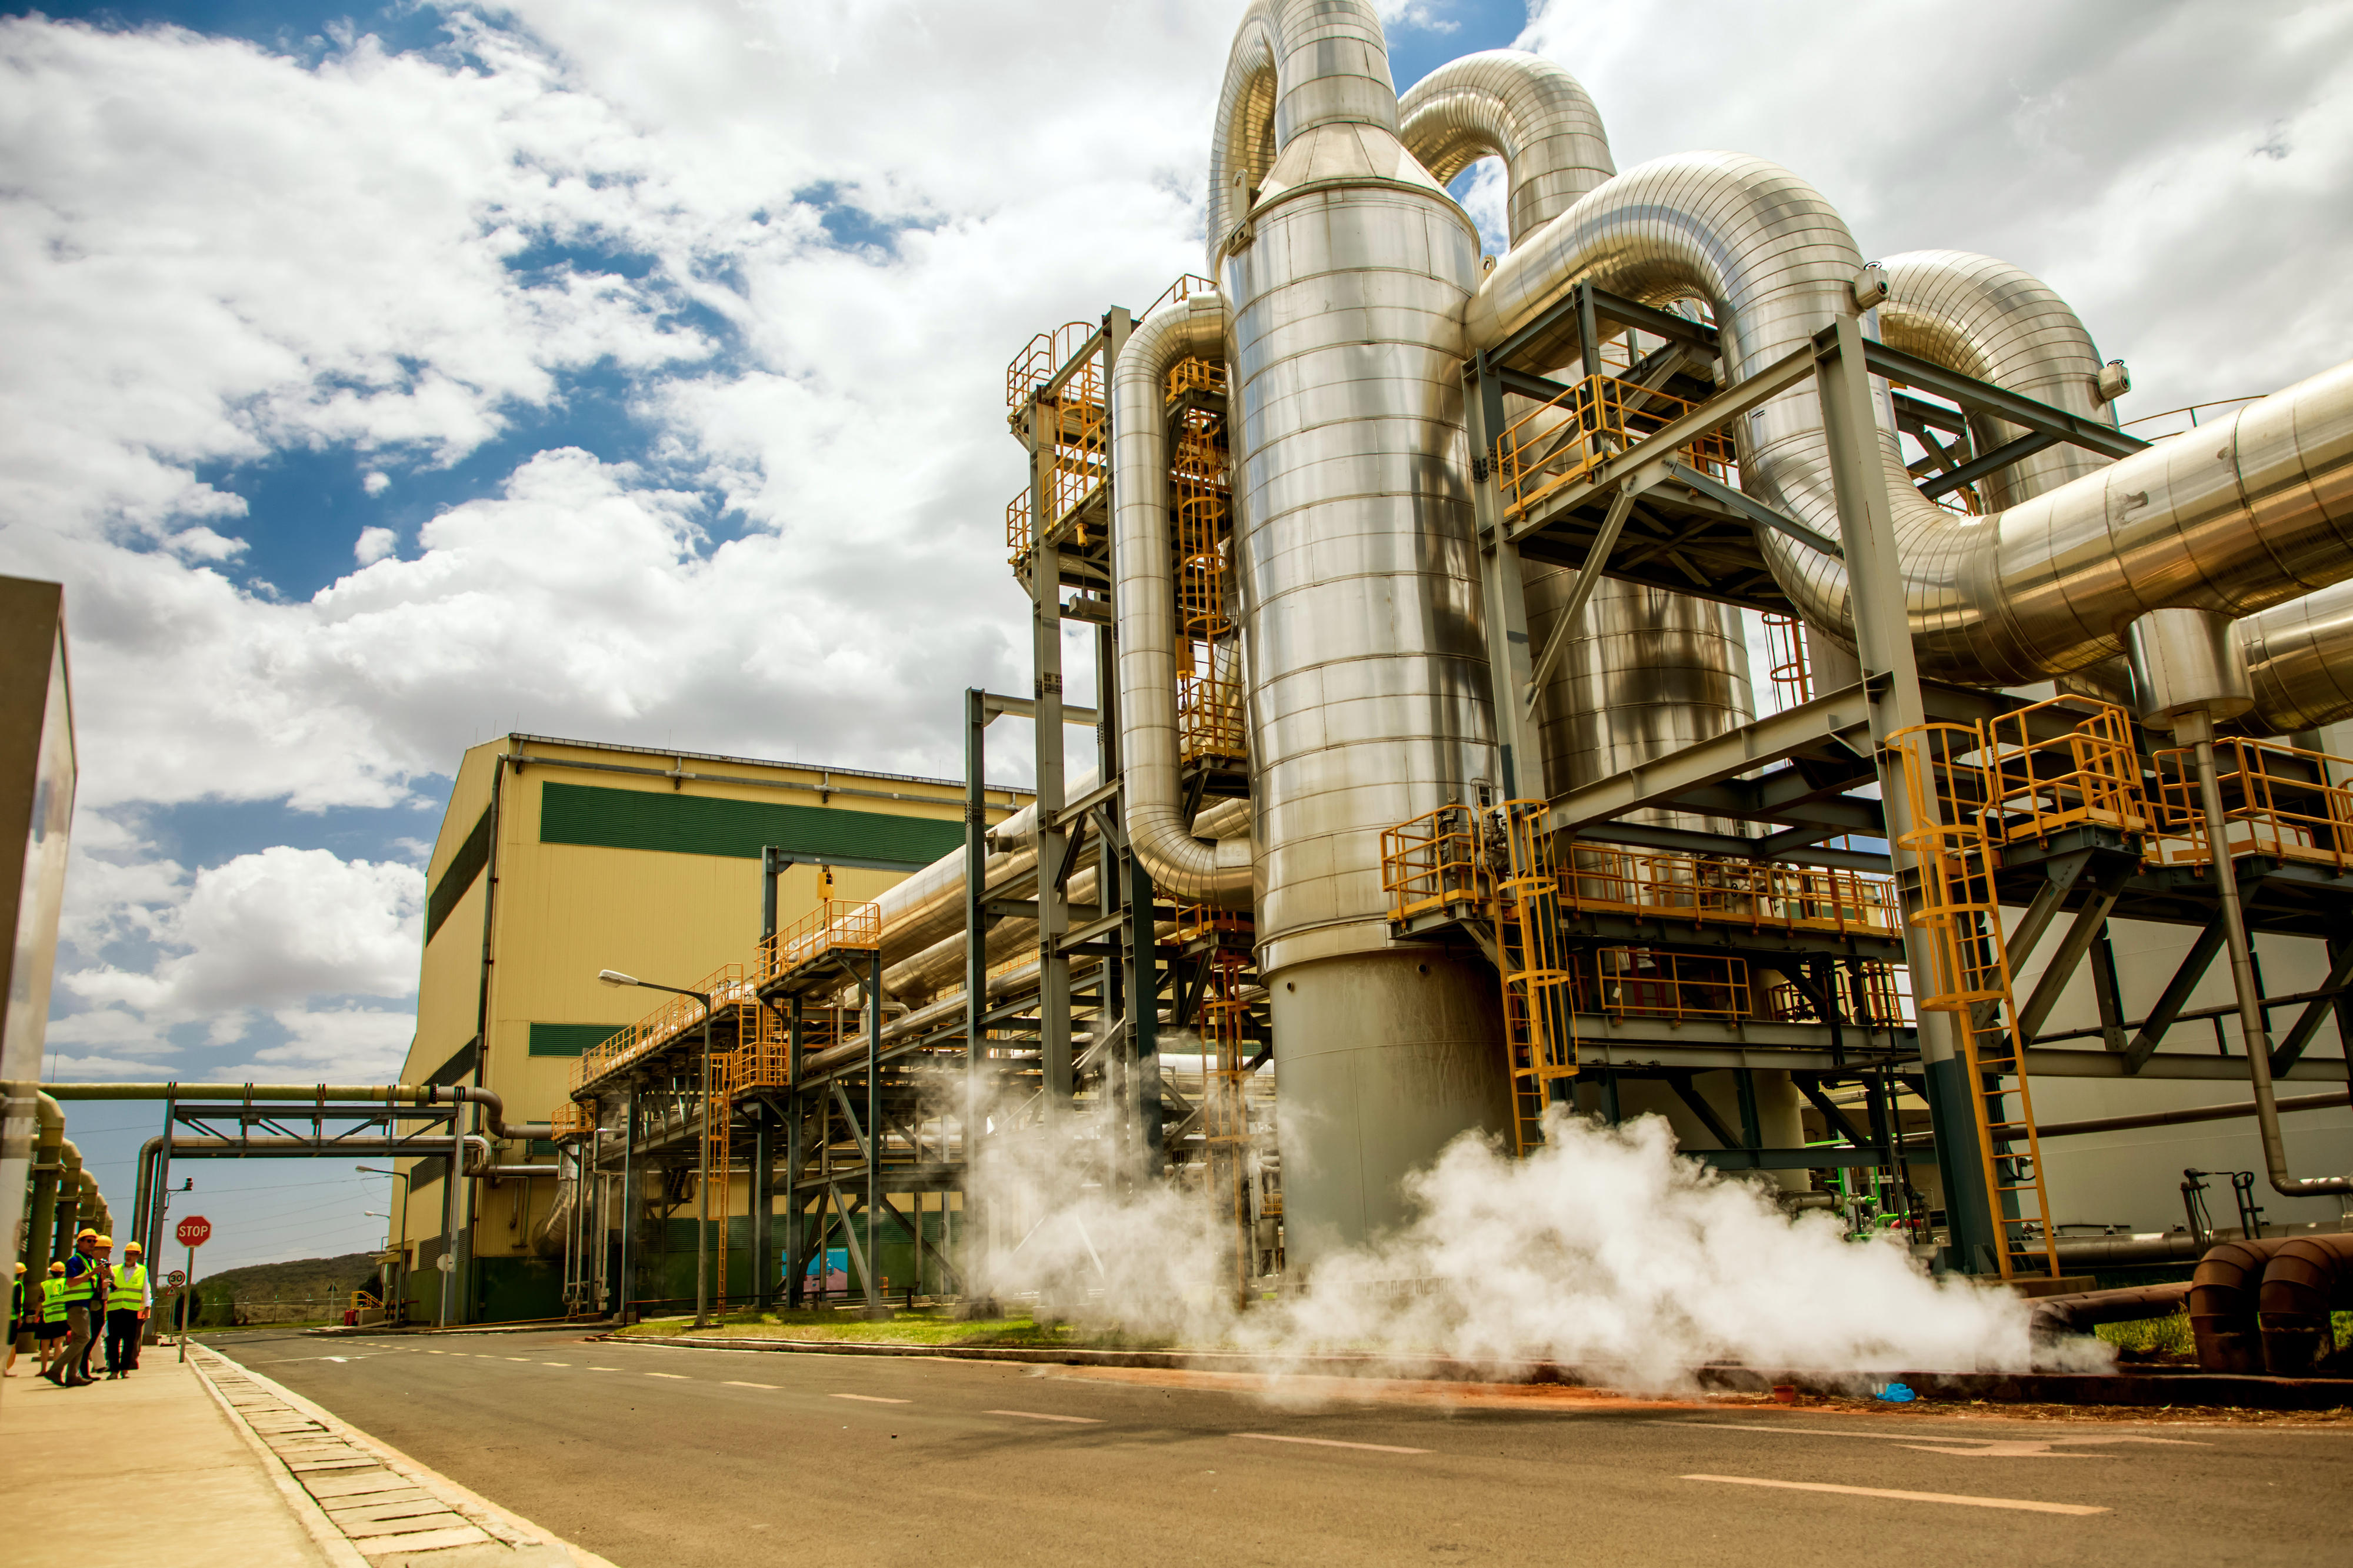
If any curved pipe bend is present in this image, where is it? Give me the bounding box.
[1467,152,2353,686]
[1112,289,1252,906]
[1397,49,1613,248]
[1206,0,1398,273]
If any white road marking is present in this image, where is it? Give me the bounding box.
[1682,1474,2106,1515]
[1237,1433,1429,1455]
[988,1410,1102,1424]
[506,1357,532,1362]
[324,1356,349,1363]
[1665,1421,2204,1460]
[588,1367,621,1372]
[725,1381,778,1390]
[645,1372,690,1380]
[541,1362,571,1367]
[832,1393,909,1404]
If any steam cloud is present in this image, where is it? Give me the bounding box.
[968,1099,2099,1389]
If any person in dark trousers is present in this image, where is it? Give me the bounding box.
[104,1240,149,1377]
[46,1230,102,1387]
[35,1262,67,1377]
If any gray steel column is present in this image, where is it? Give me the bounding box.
[439,1097,463,1327]
[694,1003,712,1327]
[786,997,806,1309]
[1029,391,1073,1103]
[615,1091,636,1323]
[1812,312,1997,1271]
[749,1105,772,1311]
[1468,354,1541,799]
[148,1089,174,1263]
[962,689,988,1172]
[863,949,888,1319]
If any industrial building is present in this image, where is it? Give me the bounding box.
[389,734,1022,1322]
[62,2,2339,1375]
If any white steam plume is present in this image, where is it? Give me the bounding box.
[966,1099,2105,1388]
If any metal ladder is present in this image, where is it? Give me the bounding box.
[1889,723,2061,1279]
[1494,803,1578,1156]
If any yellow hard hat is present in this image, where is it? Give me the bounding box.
[95,1235,112,1248]
[75,1229,97,1241]
[48,1262,64,1275]
[12,1262,22,1273]
[123,1242,142,1255]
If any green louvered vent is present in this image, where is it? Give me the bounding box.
[528,1023,628,1059]
[537,781,962,865]
[425,806,493,944]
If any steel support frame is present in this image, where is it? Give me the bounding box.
[1809,315,2002,1273]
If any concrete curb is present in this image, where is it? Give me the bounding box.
[188,1355,372,1568]
[605,1333,2353,1410]
[192,1345,624,1566]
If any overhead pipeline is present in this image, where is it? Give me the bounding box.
[1397,52,1756,813]
[1466,151,2353,687]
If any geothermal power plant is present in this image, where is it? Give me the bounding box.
[51,1,2353,1381]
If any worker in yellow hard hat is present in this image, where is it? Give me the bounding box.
[105,1240,149,1378]
[36,1262,69,1381]
[46,1229,104,1387]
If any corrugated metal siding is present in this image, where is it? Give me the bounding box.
[537,782,963,864]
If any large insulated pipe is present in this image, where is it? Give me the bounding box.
[1209,0,1510,1269]
[1467,152,2353,686]
[1111,296,1253,904]
[21,1093,62,1273]
[1397,52,1757,810]
[2236,577,2353,733]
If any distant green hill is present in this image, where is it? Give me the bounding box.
[162,1251,382,1327]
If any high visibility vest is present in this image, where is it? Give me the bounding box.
[108,1263,147,1312]
[58,1257,98,1304]
[39,1277,66,1323]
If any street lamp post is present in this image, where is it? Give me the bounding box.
[601,969,716,1329]
[356,1166,411,1319]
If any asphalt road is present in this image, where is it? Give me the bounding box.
[210,1327,2347,1568]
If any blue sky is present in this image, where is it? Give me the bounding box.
[6,0,2348,1272]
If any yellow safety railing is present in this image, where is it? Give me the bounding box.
[1170,357,1244,767]
[1982,695,2148,843]
[2146,736,2353,871]
[1577,948,1752,1022]
[1006,320,1096,408]
[1558,844,1899,939]
[549,1099,597,1139]
[570,963,753,1097]
[1139,273,1217,323]
[1761,611,1812,709]
[1888,722,2059,1280]
[1496,371,1737,519]
[1381,804,1487,923]
[755,899,882,989]
[1201,945,1256,1306]
[1767,962,1914,1029]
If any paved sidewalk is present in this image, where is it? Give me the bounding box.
[0,1341,612,1567]
[0,1347,335,1567]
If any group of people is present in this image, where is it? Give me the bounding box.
[6,1228,152,1387]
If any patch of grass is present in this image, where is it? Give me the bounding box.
[612,1309,1175,1350]
[2097,1310,2194,1359]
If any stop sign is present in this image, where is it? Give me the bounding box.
[175,1216,212,1247]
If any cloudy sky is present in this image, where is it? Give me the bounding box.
[7,0,2347,1267]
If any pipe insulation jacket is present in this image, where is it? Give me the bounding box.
[1466,152,2353,686]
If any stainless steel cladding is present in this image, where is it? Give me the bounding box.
[1211,0,1508,1267]
[1397,51,1753,807]
[1394,49,1613,250]
[1529,578,1755,804]
[1877,249,2117,509]
[1467,152,2353,685]
[2237,580,2353,734]
[1112,294,1252,904]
